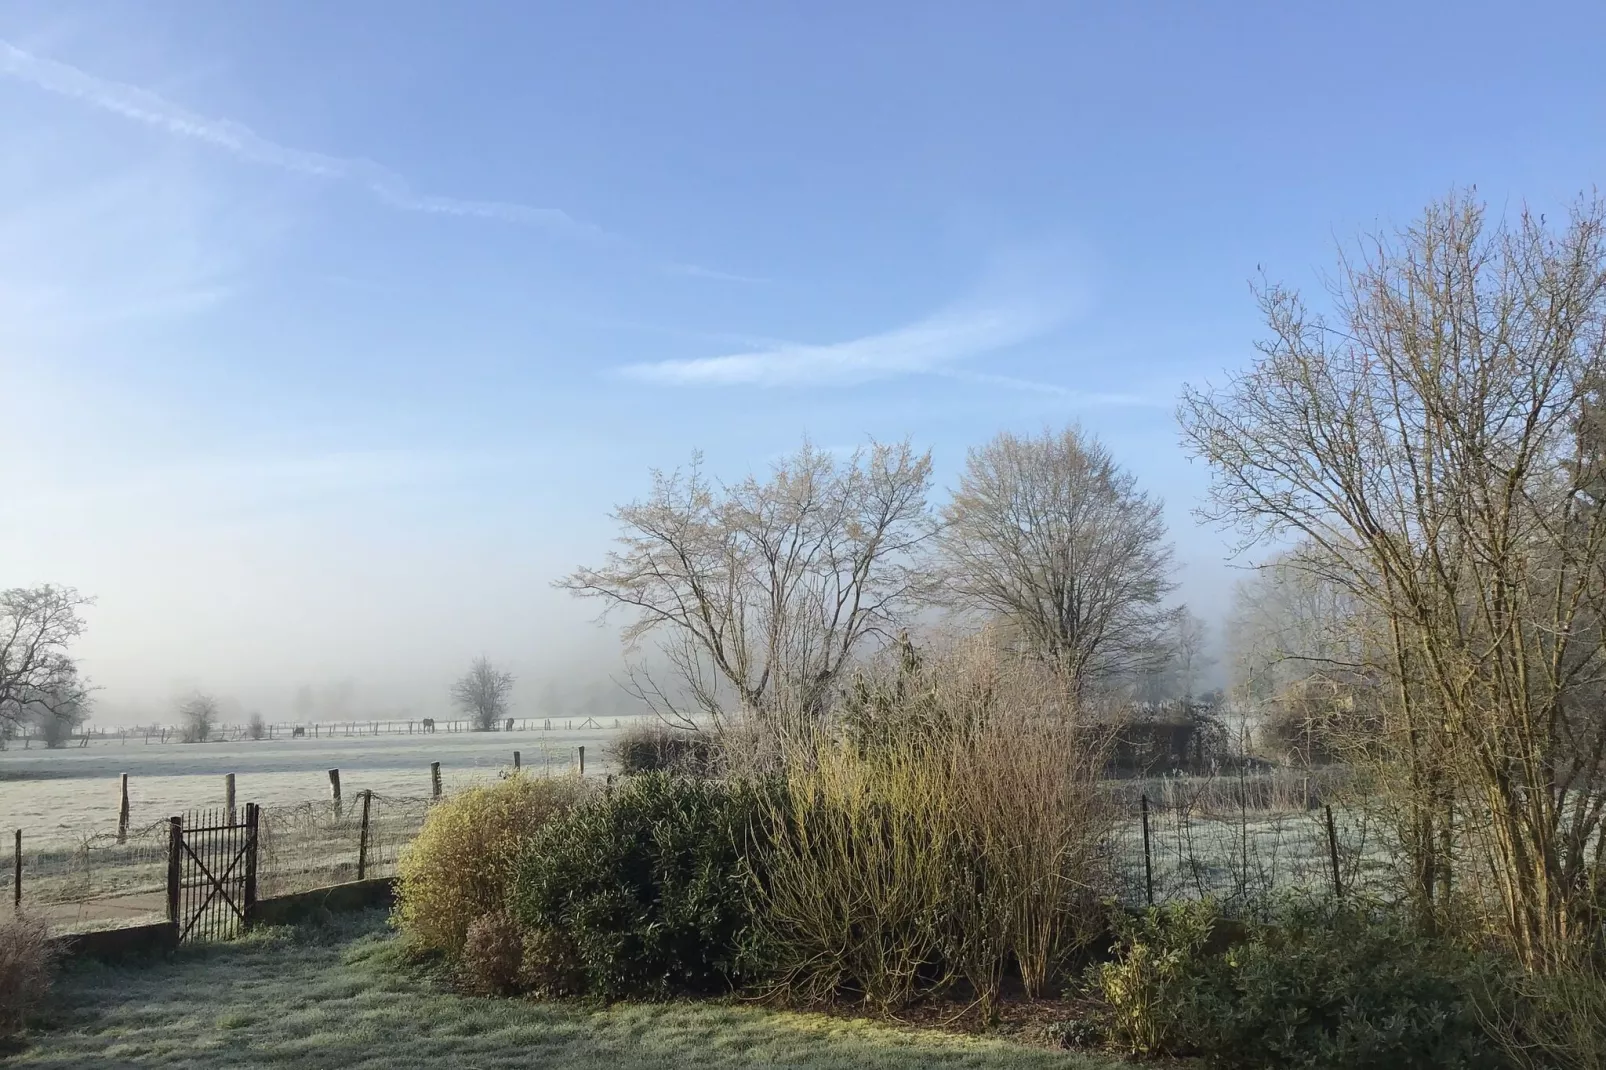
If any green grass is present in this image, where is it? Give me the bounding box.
[16,912,1122,1069]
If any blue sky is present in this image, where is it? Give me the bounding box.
[3,1,1604,718]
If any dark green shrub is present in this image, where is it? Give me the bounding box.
[1180,899,1507,1070]
[512,773,772,1000]
[517,926,586,997]
[1044,1015,1105,1050]
[1089,897,1512,1069]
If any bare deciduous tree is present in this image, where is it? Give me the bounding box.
[1171,608,1214,703]
[179,692,219,744]
[1180,191,1606,970]
[0,585,93,738]
[1224,547,1384,764]
[30,665,90,748]
[558,439,935,749]
[452,657,515,731]
[936,426,1177,696]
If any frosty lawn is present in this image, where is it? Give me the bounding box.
[15,911,1121,1070]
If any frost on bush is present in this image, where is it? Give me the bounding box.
[0,913,54,1037]
[392,775,582,958]
[459,912,524,996]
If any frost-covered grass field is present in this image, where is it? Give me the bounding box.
[0,721,641,847]
[0,721,647,930]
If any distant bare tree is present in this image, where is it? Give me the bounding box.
[1171,608,1214,703]
[559,439,935,749]
[936,426,1177,696]
[247,711,267,740]
[179,692,219,743]
[452,657,514,731]
[0,585,94,738]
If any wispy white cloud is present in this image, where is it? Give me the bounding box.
[619,292,1066,389]
[930,369,1163,406]
[0,38,599,238]
[663,261,770,285]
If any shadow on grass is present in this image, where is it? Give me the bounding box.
[16,912,1118,1070]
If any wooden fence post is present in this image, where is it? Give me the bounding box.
[118,774,131,844]
[243,803,259,920]
[1326,804,1343,898]
[430,762,442,799]
[12,829,20,910]
[224,773,236,819]
[166,816,183,924]
[1140,793,1155,907]
[328,769,342,815]
[577,746,585,777]
[513,751,521,771]
[357,790,372,880]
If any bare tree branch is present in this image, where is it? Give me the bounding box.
[558,439,935,750]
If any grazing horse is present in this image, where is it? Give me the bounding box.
[421,717,436,733]
[291,726,306,738]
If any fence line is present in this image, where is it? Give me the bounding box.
[10,765,1394,934]
[0,715,645,749]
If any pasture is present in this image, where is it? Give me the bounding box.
[0,721,638,848]
[0,722,642,931]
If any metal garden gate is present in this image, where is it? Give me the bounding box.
[166,803,259,943]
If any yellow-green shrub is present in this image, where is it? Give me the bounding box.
[755,640,1112,1015]
[392,774,583,957]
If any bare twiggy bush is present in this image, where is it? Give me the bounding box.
[1480,965,1606,1070]
[451,657,514,732]
[0,912,54,1037]
[459,911,525,996]
[1181,190,1606,970]
[609,720,717,776]
[754,638,1112,1017]
[178,692,218,744]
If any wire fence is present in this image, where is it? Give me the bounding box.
[257,792,433,897]
[6,790,440,931]
[8,766,1399,933]
[1101,768,1396,909]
